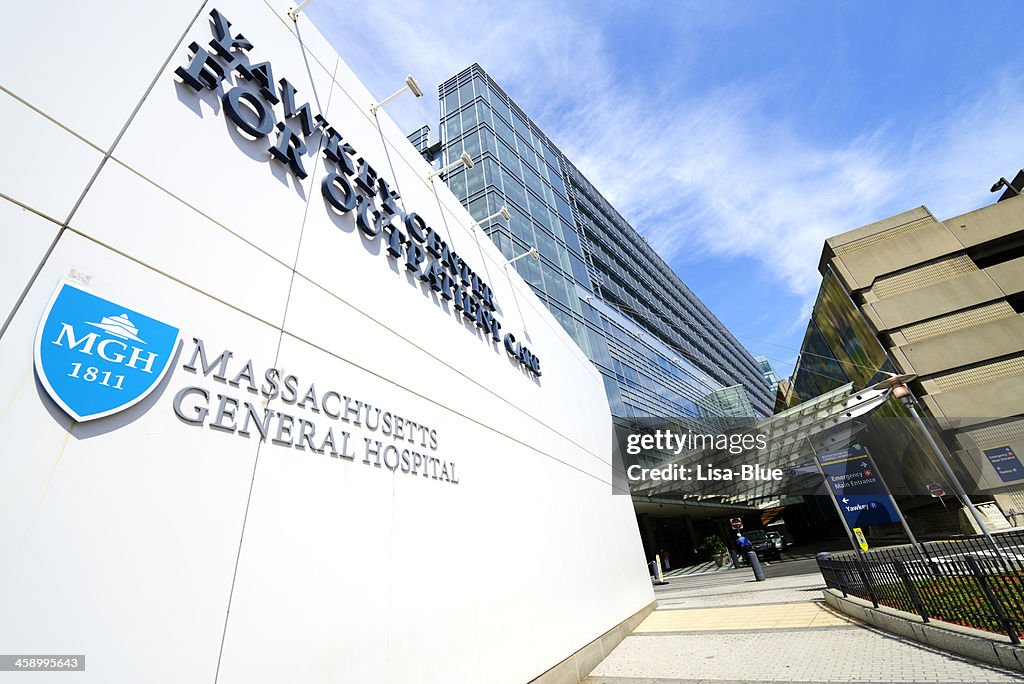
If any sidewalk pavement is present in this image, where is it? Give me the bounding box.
[587,559,1024,683]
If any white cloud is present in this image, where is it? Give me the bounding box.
[567,72,1024,300]
[306,0,612,141]
[307,0,1024,321]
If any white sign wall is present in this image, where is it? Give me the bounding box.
[0,2,653,682]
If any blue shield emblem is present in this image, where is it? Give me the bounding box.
[34,282,180,422]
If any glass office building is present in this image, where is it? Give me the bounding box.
[755,355,780,389]
[433,64,772,420]
[406,124,440,164]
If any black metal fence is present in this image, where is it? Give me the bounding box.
[816,530,1024,643]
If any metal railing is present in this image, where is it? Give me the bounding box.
[816,530,1024,644]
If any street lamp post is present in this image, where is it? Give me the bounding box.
[869,373,1001,554]
[888,382,999,550]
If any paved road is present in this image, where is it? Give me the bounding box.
[663,539,849,578]
[587,564,1024,683]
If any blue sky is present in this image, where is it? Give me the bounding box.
[306,1,1024,379]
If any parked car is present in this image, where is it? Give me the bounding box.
[744,530,781,562]
[766,531,786,551]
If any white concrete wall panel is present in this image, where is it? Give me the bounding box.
[0,198,61,326]
[0,232,279,684]
[0,2,653,682]
[68,158,294,327]
[110,0,337,265]
[0,92,104,224]
[0,0,207,150]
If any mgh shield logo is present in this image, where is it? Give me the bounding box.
[34,282,180,422]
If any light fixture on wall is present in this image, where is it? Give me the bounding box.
[287,0,315,20]
[427,151,474,181]
[369,75,424,114]
[468,206,511,231]
[990,177,1021,197]
[505,247,540,266]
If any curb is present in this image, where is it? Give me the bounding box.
[822,588,1024,672]
[531,600,658,684]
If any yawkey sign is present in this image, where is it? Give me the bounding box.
[816,443,901,529]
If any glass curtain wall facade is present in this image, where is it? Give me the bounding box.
[407,125,431,155]
[782,266,977,535]
[785,267,898,402]
[755,355,780,388]
[406,125,440,164]
[436,64,772,420]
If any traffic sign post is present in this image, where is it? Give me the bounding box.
[807,438,878,608]
[808,439,924,558]
[816,444,903,530]
[809,440,870,561]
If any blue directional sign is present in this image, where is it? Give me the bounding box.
[816,443,901,529]
[982,445,1024,483]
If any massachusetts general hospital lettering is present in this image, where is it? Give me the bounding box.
[27,6,564,487]
[34,282,458,484]
[175,8,542,377]
[175,339,456,483]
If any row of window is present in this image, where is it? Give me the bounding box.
[584,229,765,399]
[443,144,580,259]
[442,111,576,237]
[440,68,769,414]
[567,174,768,394]
[461,182,586,285]
[602,328,722,404]
[441,71,562,172]
[494,246,728,418]
[489,231,578,312]
[596,312,740,416]
[516,274,749,419]
[443,99,563,194]
[445,69,768,400]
